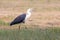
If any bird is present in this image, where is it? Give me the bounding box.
[10,8,33,29]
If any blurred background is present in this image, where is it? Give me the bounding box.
[0,0,60,29]
[0,0,60,40]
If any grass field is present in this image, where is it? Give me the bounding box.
[0,0,60,40]
[0,27,60,40]
[0,0,60,27]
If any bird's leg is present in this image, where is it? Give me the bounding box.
[24,25,27,29]
[24,23,27,29]
[22,21,27,29]
[19,25,20,30]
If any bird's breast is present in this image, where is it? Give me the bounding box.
[25,14,31,21]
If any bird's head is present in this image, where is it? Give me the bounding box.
[27,8,34,13]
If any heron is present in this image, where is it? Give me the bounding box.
[10,8,33,29]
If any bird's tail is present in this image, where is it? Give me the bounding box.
[10,21,16,26]
[10,23,13,26]
[10,22,14,26]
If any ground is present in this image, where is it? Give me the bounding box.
[0,0,60,29]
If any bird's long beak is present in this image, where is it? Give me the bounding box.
[31,8,35,12]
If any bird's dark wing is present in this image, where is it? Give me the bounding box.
[10,14,26,26]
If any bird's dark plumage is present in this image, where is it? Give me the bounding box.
[10,13,26,26]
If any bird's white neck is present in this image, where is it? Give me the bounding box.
[26,8,32,16]
[25,9,32,21]
[27,11,31,16]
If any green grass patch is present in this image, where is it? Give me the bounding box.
[0,20,9,26]
[0,27,60,40]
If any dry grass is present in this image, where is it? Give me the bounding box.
[0,0,60,29]
[0,0,60,40]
